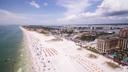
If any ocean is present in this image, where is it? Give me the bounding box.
[0,25,23,72]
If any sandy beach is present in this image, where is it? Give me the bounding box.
[21,27,128,72]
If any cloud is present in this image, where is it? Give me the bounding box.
[98,0,128,13]
[29,0,40,8]
[0,9,27,24]
[57,0,90,15]
[87,0,128,16]
[0,9,59,25]
[57,0,103,22]
[0,0,128,25]
[43,2,48,7]
[57,0,91,20]
[57,0,128,24]
[104,10,128,16]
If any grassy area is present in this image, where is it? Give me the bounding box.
[80,32,114,41]
[87,48,99,54]
[80,35,96,41]
[106,62,120,69]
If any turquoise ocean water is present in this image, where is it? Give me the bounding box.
[0,25,23,72]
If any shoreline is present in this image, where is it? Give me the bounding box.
[14,27,34,72]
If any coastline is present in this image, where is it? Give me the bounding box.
[20,26,128,72]
[14,26,34,72]
[20,27,34,72]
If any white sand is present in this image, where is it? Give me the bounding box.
[21,27,128,72]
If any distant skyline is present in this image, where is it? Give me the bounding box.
[0,0,128,25]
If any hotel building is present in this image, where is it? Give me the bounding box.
[97,36,118,53]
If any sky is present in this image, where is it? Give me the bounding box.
[0,0,128,25]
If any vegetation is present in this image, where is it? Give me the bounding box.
[79,32,114,41]
[106,62,120,69]
[97,32,114,37]
[80,35,96,41]
[108,49,128,65]
[87,47,99,54]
